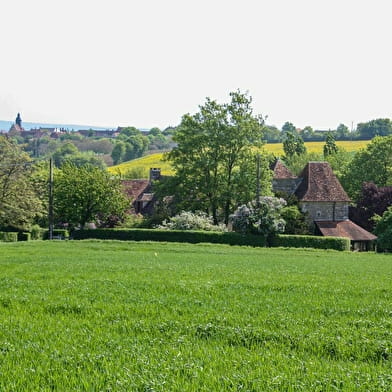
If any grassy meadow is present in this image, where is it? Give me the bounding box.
[109,140,370,176]
[0,240,391,391]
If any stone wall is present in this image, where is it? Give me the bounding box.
[300,201,349,222]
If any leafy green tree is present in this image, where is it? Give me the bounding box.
[111,141,126,165]
[301,126,314,140]
[0,136,44,230]
[323,132,339,157]
[340,135,392,201]
[53,164,129,229]
[281,205,309,234]
[167,91,270,224]
[283,132,307,158]
[357,118,392,139]
[336,123,350,139]
[113,127,149,163]
[282,122,296,135]
[374,206,392,251]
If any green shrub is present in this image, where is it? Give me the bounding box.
[18,232,31,241]
[30,225,44,240]
[157,211,227,232]
[72,228,267,247]
[271,234,350,251]
[42,229,70,240]
[0,232,18,242]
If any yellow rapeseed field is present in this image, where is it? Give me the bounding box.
[109,140,370,176]
[264,140,370,155]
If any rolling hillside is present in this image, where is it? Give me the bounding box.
[109,140,370,177]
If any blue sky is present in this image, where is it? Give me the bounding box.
[1,0,391,130]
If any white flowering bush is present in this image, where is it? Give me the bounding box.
[231,197,287,236]
[157,211,227,232]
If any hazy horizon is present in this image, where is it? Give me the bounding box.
[1,0,391,130]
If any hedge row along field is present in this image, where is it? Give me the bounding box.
[0,241,391,391]
[109,140,370,176]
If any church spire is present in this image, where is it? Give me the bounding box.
[15,113,22,127]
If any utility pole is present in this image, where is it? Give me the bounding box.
[256,153,261,207]
[48,158,54,240]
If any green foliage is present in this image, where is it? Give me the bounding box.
[357,118,392,139]
[30,224,44,240]
[0,232,18,242]
[271,234,351,251]
[52,142,106,169]
[341,135,392,200]
[157,211,227,232]
[281,205,310,235]
[167,90,270,224]
[336,123,350,139]
[0,136,45,230]
[53,164,129,229]
[122,166,148,179]
[283,132,306,158]
[231,197,287,237]
[374,206,392,251]
[72,228,267,246]
[18,232,31,241]
[41,229,70,240]
[283,152,321,176]
[323,132,338,157]
[112,127,149,164]
[281,121,296,134]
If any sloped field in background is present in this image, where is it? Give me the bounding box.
[0,241,391,391]
[109,140,370,177]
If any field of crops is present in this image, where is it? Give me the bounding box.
[1,240,391,391]
[109,140,370,176]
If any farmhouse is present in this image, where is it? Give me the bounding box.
[121,168,161,214]
[271,159,377,251]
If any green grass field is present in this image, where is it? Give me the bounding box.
[0,241,391,391]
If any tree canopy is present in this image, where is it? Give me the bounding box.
[341,136,392,200]
[166,91,271,224]
[53,164,129,229]
[0,136,44,230]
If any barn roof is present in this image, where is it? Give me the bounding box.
[295,162,351,202]
[121,179,151,202]
[270,159,296,179]
[316,220,377,241]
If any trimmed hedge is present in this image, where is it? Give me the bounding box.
[18,232,31,242]
[72,228,267,247]
[271,234,350,251]
[0,232,18,242]
[42,229,70,240]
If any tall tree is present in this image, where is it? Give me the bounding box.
[357,118,392,139]
[341,135,392,200]
[283,132,306,158]
[323,132,338,157]
[54,164,129,229]
[167,91,271,224]
[0,136,44,229]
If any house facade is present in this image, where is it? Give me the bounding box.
[271,159,377,250]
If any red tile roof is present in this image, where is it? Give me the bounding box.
[270,159,296,179]
[121,180,151,202]
[316,220,377,241]
[295,162,351,202]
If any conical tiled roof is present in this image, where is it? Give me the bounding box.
[295,162,351,202]
[270,159,296,179]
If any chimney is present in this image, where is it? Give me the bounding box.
[149,168,161,182]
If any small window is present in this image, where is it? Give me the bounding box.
[316,211,322,218]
